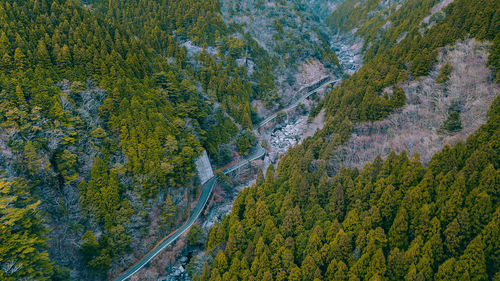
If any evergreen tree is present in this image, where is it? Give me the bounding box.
[0,179,53,281]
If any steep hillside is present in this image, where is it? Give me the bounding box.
[0,0,498,280]
[194,0,500,280]
[86,0,277,129]
[202,97,499,280]
[312,0,499,144]
[0,0,215,279]
[219,0,344,109]
[0,0,284,279]
[329,39,499,172]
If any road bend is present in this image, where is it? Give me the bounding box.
[112,145,266,281]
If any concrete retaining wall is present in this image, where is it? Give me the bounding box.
[195,150,214,184]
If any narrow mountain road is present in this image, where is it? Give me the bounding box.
[258,77,339,128]
[113,76,332,281]
[112,146,266,281]
[222,145,266,174]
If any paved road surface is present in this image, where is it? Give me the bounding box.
[258,77,339,128]
[113,76,333,280]
[112,145,266,281]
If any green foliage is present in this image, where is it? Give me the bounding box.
[160,195,177,231]
[78,159,133,272]
[313,0,499,156]
[205,113,238,158]
[81,230,99,262]
[236,130,257,156]
[0,0,207,208]
[314,27,340,68]
[55,150,79,184]
[1,0,498,279]
[0,0,275,276]
[488,33,500,82]
[390,87,407,109]
[216,171,233,191]
[326,0,382,33]
[0,179,53,281]
[411,49,438,77]
[440,101,463,133]
[88,0,275,126]
[23,141,44,176]
[214,145,233,166]
[80,158,125,222]
[80,226,131,274]
[89,0,226,46]
[51,265,70,281]
[199,1,500,278]
[436,62,453,84]
[441,110,462,133]
[188,224,205,247]
[0,0,274,279]
[256,169,264,186]
[276,110,287,124]
[200,95,500,280]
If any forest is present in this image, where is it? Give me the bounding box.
[0,0,274,279]
[201,96,499,280]
[310,0,499,158]
[195,0,500,280]
[0,0,498,280]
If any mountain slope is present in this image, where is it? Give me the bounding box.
[219,0,343,109]
[0,0,281,279]
[203,96,499,280]
[193,0,500,280]
[0,0,498,280]
[0,0,347,279]
[0,0,211,278]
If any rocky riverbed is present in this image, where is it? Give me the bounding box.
[331,33,363,76]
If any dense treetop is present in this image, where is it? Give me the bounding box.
[199,89,500,281]
[0,0,274,278]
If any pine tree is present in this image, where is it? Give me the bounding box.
[160,195,176,230]
[24,141,42,175]
[256,169,265,186]
[0,31,9,56]
[81,230,99,262]
[13,47,25,71]
[35,40,51,67]
[0,179,53,280]
[456,236,488,281]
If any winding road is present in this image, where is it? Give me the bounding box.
[112,146,266,281]
[258,77,339,128]
[113,76,336,280]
